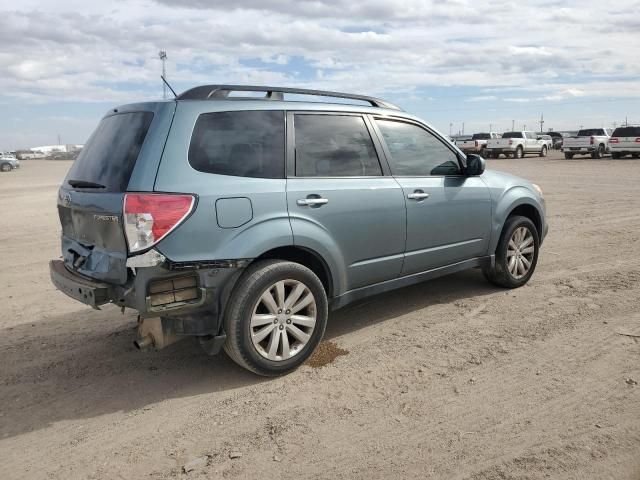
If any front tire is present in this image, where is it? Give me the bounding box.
[223,260,328,376]
[539,145,548,157]
[483,215,539,288]
[564,152,574,159]
[0,163,12,172]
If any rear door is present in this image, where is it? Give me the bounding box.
[286,112,406,291]
[58,106,168,284]
[371,117,492,275]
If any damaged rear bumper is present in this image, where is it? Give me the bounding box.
[50,259,114,309]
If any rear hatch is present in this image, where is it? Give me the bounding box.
[610,126,640,149]
[58,110,155,284]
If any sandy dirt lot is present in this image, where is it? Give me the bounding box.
[0,154,638,479]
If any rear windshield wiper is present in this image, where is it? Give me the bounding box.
[67,179,106,189]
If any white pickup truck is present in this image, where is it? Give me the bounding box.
[562,128,612,159]
[609,126,640,159]
[458,132,501,156]
[485,131,548,159]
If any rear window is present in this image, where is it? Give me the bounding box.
[577,129,605,136]
[188,110,285,178]
[65,112,153,192]
[472,133,490,140]
[502,132,523,138]
[611,126,640,137]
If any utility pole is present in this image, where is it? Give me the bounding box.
[524,124,527,131]
[159,50,167,100]
[625,116,628,126]
[511,120,515,131]
[539,113,544,133]
[57,134,61,146]
[449,122,453,136]
[489,123,492,132]
[462,122,465,135]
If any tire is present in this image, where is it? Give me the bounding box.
[223,259,328,376]
[564,152,574,160]
[0,163,12,172]
[539,146,547,157]
[591,144,605,159]
[611,152,621,159]
[632,154,639,159]
[483,215,539,289]
[480,147,488,158]
[514,146,524,159]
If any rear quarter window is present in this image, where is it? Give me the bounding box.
[188,110,285,178]
[65,111,154,192]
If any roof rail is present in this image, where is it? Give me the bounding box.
[176,85,403,111]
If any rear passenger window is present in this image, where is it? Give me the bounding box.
[189,111,284,178]
[294,114,382,177]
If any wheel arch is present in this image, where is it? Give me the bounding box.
[253,245,334,298]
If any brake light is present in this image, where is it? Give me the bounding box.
[475,140,479,147]
[590,136,595,145]
[636,138,640,143]
[610,138,619,143]
[509,139,514,145]
[124,193,195,253]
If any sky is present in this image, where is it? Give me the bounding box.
[0,0,639,150]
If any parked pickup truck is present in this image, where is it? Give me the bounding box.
[562,128,611,159]
[486,131,548,159]
[609,126,640,159]
[459,132,501,156]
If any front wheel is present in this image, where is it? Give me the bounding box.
[564,152,574,159]
[223,260,328,376]
[0,163,12,172]
[539,146,548,157]
[483,215,539,288]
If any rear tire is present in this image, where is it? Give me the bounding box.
[632,154,639,159]
[514,146,524,159]
[591,144,605,159]
[539,146,547,157]
[223,260,328,376]
[0,163,12,172]
[483,215,539,289]
[612,152,621,159]
[564,152,574,159]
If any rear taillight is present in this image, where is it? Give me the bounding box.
[590,136,595,145]
[610,137,619,143]
[475,140,479,147]
[124,193,195,254]
[509,139,514,145]
[635,138,640,143]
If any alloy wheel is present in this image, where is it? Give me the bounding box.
[507,226,535,279]
[250,279,317,361]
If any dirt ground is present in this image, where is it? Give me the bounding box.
[0,153,638,479]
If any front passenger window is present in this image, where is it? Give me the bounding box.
[375,119,460,176]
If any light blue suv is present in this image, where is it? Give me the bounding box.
[50,85,547,375]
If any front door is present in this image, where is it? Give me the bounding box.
[372,118,492,276]
[286,113,406,292]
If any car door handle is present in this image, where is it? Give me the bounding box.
[297,197,329,207]
[407,192,430,200]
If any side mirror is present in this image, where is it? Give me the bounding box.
[537,136,543,140]
[465,154,485,176]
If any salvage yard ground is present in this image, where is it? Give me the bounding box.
[0,153,639,479]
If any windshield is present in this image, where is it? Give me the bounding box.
[611,126,640,137]
[472,133,490,140]
[577,129,605,136]
[64,112,153,192]
[502,132,523,139]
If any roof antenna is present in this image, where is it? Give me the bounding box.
[161,75,177,99]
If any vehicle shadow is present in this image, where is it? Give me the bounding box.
[0,269,498,439]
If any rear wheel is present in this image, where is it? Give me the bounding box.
[564,152,574,159]
[514,146,524,159]
[0,163,12,172]
[632,153,639,159]
[539,145,548,157]
[223,260,328,376]
[612,152,622,159]
[591,144,605,159]
[483,215,539,289]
